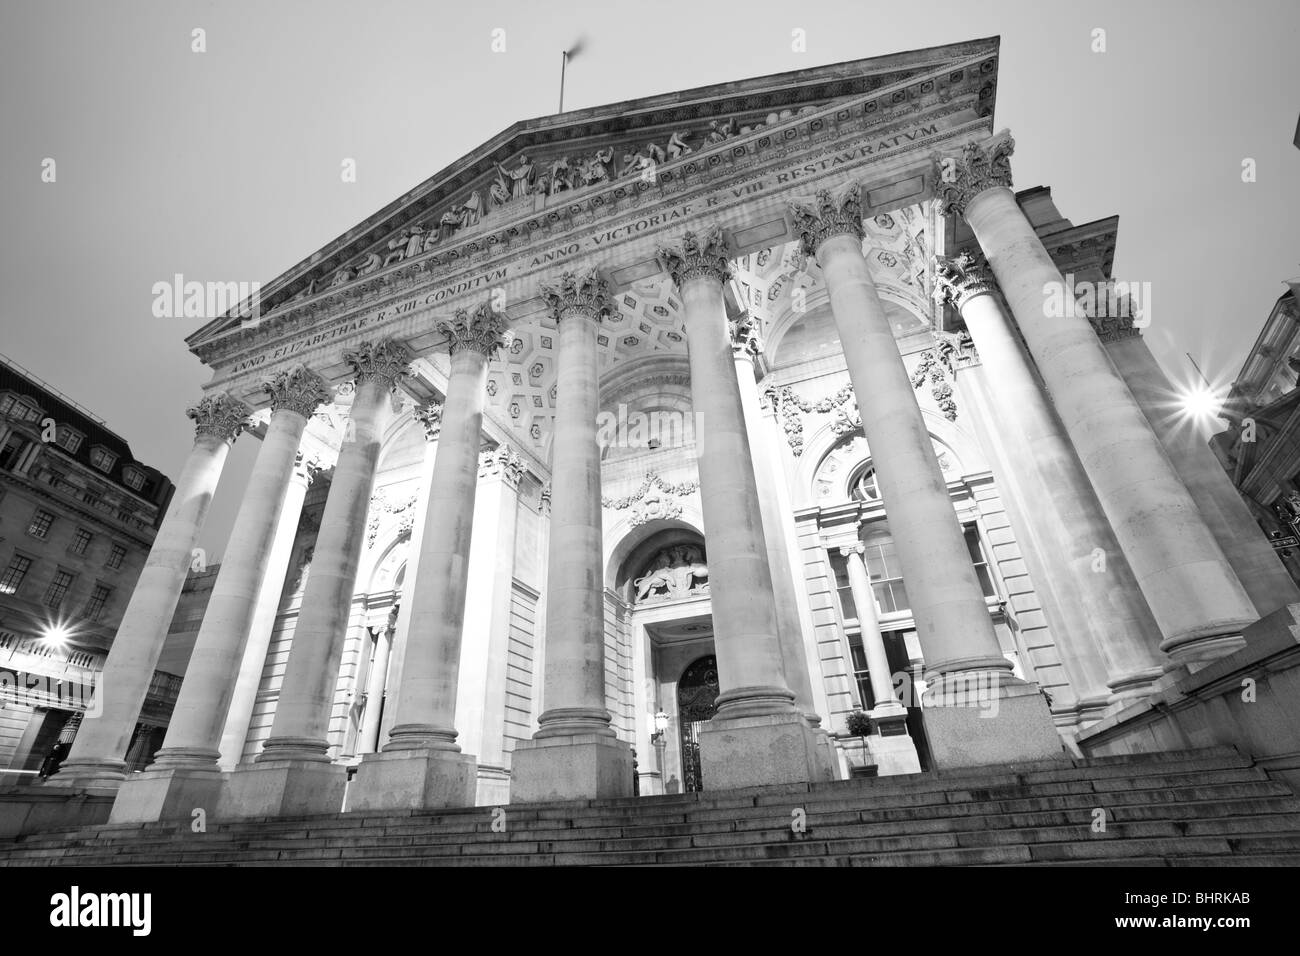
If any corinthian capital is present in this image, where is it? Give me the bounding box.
[933,132,1015,218]
[413,401,443,441]
[439,302,510,357]
[479,443,525,488]
[264,364,331,418]
[657,224,732,288]
[186,392,251,444]
[342,338,412,391]
[539,268,613,323]
[788,182,864,258]
[933,252,996,311]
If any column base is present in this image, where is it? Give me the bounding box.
[216,759,346,820]
[509,734,633,803]
[42,759,127,792]
[698,711,829,790]
[1160,631,1247,669]
[921,673,1064,769]
[347,748,477,812]
[108,766,225,825]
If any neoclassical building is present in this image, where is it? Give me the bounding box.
[42,36,1299,822]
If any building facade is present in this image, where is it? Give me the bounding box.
[42,37,1296,822]
[0,355,175,781]
[1210,279,1300,588]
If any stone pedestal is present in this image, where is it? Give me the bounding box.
[698,712,828,790]
[509,734,634,803]
[921,674,1063,769]
[346,749,476,812]
[216,759,346,820]
[108,767,225,825]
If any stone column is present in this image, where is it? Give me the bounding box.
[378,401,441,747]
[456,444,525,806]
[110,367,330,823]
[219,339,409,819]
[218,452,319,769]
[938,134,1259,665]
[51,394,249,790]
[933,254,1166,705]
[350,306,507,812]
[510,269,633,802]
[730,316,820,722]
[841,542,920,774]
[659,227,827,788]
[1102,327,1300,617]
[789,186,1061,767]
[357,622,393,754]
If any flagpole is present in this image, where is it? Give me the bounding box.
[559,50,568,113]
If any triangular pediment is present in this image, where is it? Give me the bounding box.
[186,36,1000,355]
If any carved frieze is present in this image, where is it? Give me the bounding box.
[604,471,699,527]
[633,543,709,603]
[765,382,856,456]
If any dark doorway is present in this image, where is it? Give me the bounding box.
[676,655,720,792]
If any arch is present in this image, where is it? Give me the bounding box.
[606,520,705,601]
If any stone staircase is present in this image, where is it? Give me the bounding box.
[3,747,1299,866]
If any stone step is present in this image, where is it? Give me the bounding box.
[2,749,1294,867]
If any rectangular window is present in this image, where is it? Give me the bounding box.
[847,632,876,711]
[55,427,83,454]
[0,434,30,470]
[27,509,55,539]
[106,544,126,570]
[89,447,118,472]
[122,467,146,492]
[44,569,75,609]
[864,539,910,614]
[70,528,93,555]
[84,584,112,622]
[828,550,857,621]
[0,556,32,594]
[964,524,998,599]
[0,394,14,415]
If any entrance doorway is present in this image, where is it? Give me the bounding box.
[677,655,719,791]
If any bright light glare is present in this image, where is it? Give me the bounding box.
[1180,386,1220,420]
[41,623,71,645]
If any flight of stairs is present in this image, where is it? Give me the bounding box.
[2,747,1298,866]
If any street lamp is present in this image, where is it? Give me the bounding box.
[650,709,669,795]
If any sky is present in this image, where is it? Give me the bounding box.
[2,0,1297,559]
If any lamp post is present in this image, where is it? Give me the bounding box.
[650,709,669,794]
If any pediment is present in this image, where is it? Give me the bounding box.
[186,36,1000,356]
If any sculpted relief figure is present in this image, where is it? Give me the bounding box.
[579,147,615,186]
[496,155,534,200]
[633,545,710,602]
[703,118,735,146]
[489,176,511,207]
[547,157,573,194]
[459,190,483,228]
[666,130,692,159]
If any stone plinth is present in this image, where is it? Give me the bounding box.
[921,676,1064,769]
[108,766,225,825]
[697,712,830,790]
[215,759,346,820]
[347,749,476,812]
[508,734,633,803]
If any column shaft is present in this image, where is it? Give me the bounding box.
[962,178,1257,662]
[261,378,395,760]
[54,395,246,788]
[842,546,904,713]
[384,347,490,749]
[537,308,612,734]
[358,626,392,753]
[154,402,317,769]
[818,232,1008,680]
[938,263,1166,701]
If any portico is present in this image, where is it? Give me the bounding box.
[44,35,1276,823]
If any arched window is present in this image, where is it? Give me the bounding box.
[848,460,880,502]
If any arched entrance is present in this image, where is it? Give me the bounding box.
[677,655,719,792]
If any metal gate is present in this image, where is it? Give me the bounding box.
[677,655,719,792]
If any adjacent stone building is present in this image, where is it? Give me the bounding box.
[0,354,176,780]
